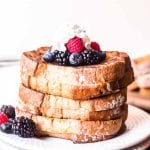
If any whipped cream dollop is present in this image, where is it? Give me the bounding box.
[51,24,90,52]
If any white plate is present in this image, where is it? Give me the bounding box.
[0,105,149,150]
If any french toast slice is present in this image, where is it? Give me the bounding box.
[19,84,127,111]
[18,97,127,121]
[21,47,133,99]
[16,107,127,143]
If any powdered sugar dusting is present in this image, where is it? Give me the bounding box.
[107,94,125,109]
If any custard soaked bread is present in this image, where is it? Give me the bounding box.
[21,47,134,99]
[19,84,127,110]
[18,85,128,120]
[16,107,127,143]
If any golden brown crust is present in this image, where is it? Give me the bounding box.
[18,97,127,121]
[20,47,133,99]
[19,84,127,111]
[16,107,127,143]
[21,68,133,100]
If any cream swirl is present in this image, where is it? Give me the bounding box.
[51,24,90,52]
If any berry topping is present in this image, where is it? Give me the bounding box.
[69,53,83,66]
[81,49,101,65]
[43,51,55,62]
[12,116,36,138]
[91,41,101,51]
[0,112,8,125]
[53,50,59,55]
[54,51,70,65]
[100,51,106,61]
[0,122,13,134]
[0,105,15,119]
[66,36,84,53]
[8,118,14,123]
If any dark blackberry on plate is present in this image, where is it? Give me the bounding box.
[12,116,36,138]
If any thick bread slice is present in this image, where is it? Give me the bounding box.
[21,47,133,99]
[16,108,127,143]
[18,97,127,120]
[19,84,127,111]
[21,68,133,100]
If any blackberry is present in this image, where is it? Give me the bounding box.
[81,49,101,65]
[53,50,59,55]
[12,116,36,138]
[54,51,70,65]
[0,105,15,119]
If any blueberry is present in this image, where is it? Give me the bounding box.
[43,52,55,62]
[69,53,83,66]
[100,51,106,61]
[0,122,13,134]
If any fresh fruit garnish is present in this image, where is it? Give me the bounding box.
[55,51,70,65]
[91,41,101,51]
[0,105,15,119]
[100,51,106,61]
[81,49,101,65]
[12,116,36,138]
[0,122,13,134]
[66,36,84,53]
[0,112,8,125]
[69,53,83,66]
[43,51,55,62]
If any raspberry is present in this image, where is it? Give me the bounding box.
[0,112,8,125]
[66,36,84,53]
[91,41,101,51]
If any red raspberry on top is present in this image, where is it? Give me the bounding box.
[91,41,101,51]
[66,36,84,53]
[0,112,8,125]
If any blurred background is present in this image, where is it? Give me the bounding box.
[0,0,150,59]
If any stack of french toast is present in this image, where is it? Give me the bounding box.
[16,25,134,143]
